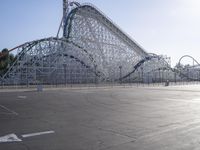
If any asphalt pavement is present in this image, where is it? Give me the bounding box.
[1,85,200,150]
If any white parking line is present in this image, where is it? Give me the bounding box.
[0,105,18,115]
[0,131,55,143]
[17,96,27,99]
[0,134,22,143]
[22,131,55,138]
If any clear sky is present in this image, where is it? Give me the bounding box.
[1,0,200,66]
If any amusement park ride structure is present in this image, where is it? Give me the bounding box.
[0,0,200,85]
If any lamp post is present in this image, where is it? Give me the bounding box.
[174,72,176,83]
[94,65,97,84]
[198,70,200,82]
[119,66,122,84]
[63,64,67,86]
[187,68,189,81]
[141,67,143,83]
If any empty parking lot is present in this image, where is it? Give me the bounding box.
[1,85,200,149]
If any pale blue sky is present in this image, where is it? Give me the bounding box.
[1,0,200,66]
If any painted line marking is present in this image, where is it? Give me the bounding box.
[0,134,22,143]
[22,131,55,138]
[0,131,55,143]
[0,105,18,115]
[17,96,27,99]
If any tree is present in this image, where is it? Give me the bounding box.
[0,48,16,76]
[1,48,9,60]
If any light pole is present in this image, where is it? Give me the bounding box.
[198,70,200,82]
[119,66,122,84]
[174,72,176,83]
[141,67,143,83]
[187,68,189,81]
[94,65,97,84]
[158,68,161,83]
[63,64,67,86]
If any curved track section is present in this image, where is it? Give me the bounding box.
[2,37,106,84]
[120,54,171,82]
[175,55,200,81]
[178,55,200,66]
[64,4,148,81]
[121,53,200,82]
[119,55,162,80]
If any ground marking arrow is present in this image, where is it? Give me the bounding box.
[0,134,22,143]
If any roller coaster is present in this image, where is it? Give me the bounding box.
[0,0,200,85]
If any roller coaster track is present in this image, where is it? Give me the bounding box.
[2,3,149,84]
[1,2,200,84]
[1,37,106,82]
[178,55,200,67]
[64,4,147,57]
[119,54,165,81]
[120,54,200,81]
